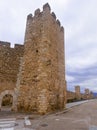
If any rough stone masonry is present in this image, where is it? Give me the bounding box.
[0,41,24,110]
[17,3,66,114]
[0,3,66,114]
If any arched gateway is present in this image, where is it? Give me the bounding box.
[0,90,16,111]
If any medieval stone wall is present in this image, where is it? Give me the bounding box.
[66,90,76,102]
[17,3,66,114]
[75,85,81,100]
[0,41,24,94]
[0,3,94,113]
[66,86,94,103]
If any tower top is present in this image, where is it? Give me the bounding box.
[43,3,51,12]
[26,3,64,32]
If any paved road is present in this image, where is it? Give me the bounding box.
[32,99,97,130]
[0,99,97,130]
[66,100,89,108]
[0,118,32,130]
[0,118,15,130]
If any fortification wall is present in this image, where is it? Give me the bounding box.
[0,41,24,94]
[66,90,76,102]
[17,3,66,114]
[66,87,94,103]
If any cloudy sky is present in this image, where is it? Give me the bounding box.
[0,0,97,93]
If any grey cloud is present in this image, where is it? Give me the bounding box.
[0,0,97,92]
[66,63,97,92]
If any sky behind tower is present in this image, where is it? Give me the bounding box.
[0,0,97,92]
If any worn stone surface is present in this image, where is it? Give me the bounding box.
[0,41,24,109]
[17,3,66,114]
[0,42,24,92]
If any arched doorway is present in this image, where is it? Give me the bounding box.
[2,94,13,107]
[0,90,16,111]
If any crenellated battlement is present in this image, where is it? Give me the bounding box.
[0,41,24,49]
[0,41,24,69]
[34,8,41,16]
[51,12,56,19]
[0,41,11,48]
[14,44,24,49]
[43,3,51,12]
[0,40,24,80]
[27,3,64,32]
[27,14,33,20]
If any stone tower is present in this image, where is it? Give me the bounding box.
[85,88,90,99]
[85,88,89,95]
[75,85,81,100]
[17,3,66,114]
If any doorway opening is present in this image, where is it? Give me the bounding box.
[1,94,13,111]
